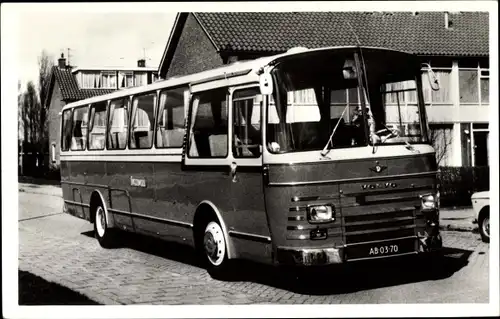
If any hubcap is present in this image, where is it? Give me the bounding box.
[96,206,106,237]
[203,222,226,266]
[483,216,490,237]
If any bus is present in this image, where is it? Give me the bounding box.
[60,46,442,276]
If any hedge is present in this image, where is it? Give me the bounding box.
[437,166,490,207]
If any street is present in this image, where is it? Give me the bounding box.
[18,184,490,305]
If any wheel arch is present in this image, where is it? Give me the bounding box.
[192,200,235,259]
[478,205,490,222]
[89,190,114,228]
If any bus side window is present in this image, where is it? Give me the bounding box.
[156,87,185,148]
[61,109,73,151]
[88,101,107,150]
[70,106,89,151]
[130,92,156,149]
[232,88,262,158]
[107,98,129,150]
[188,88,228,158]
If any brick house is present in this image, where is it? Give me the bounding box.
[158,12,490,167]
[46,54,158,168]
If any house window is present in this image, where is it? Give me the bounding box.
[156,87,186,148]
[101,71,117,89]
[51,143,56,163]
[459,61,489,105]
[429,124,453,166]
[119,71,134,88]
[80,72,101,89]
[459,70,479,103]
[135,72,147,87]
[480,70,489,104]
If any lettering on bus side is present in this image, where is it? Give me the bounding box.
[130,176,147,188]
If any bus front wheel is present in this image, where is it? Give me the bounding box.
[93,203,116,248]
[200,220,231,278]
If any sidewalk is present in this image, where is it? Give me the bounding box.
[439,207,476,232]
[18,179,477,232]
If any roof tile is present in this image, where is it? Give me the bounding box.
[195,12,489,56]
[52,67,117,101]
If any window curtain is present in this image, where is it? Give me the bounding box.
[118,72,125,88]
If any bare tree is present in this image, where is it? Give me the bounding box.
[18,81,24,143]
[429,125,452,166]
[38,50,54,153]
[22,81,41,147]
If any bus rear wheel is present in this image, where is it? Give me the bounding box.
[93,203,116,248]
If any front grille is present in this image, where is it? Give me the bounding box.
[344,208,417,244]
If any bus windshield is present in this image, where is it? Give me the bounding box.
[266,48,426,154]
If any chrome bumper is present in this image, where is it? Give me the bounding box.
[276,234,442,266]
[276,246,345,266]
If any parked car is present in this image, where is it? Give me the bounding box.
[471,191,490,243]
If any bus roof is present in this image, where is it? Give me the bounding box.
[62,46,414,111]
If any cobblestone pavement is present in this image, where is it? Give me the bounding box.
[18,189,490,305]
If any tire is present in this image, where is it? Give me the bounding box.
[93,202,116,248]
[479,211,490,243]
[200,220,231,278]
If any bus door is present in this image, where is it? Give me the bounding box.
[183,86,271,262]
[125,92,157,234]
[106,97,134,230]
[69,105,89,219]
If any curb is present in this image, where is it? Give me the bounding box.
[439,224,476,232]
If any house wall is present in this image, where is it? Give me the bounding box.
[166,13,224,78]
[424,57,490,167]
[47,82,65,169]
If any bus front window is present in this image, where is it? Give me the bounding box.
[267,52,367,154]
[359,47,428,147]
[266,49,427,154]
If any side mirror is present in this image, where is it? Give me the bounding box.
[342,59,358,80]
[422,63,440,91]
[259,72,273,95]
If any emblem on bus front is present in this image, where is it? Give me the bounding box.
[369,162,387,173]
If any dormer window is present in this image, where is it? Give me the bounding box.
[101,71,117,89]
[79,72,101,89]
[119,71,135,88]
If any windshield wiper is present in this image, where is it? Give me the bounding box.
[371,124,419,154]
[320,104,350,157]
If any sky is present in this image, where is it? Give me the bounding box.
[16,9,176,89]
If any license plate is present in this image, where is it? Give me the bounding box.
[345,238,416,260]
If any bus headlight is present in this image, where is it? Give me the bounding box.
[420,193,437,210]
[307,204,335,223]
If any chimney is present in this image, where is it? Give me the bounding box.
[445,12,454,29]
[137,59,146,67]
[58,53,66,68]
